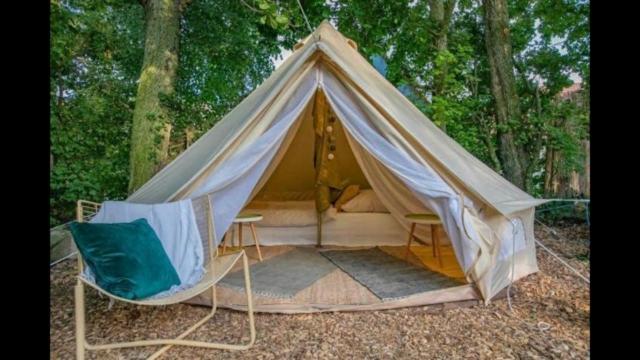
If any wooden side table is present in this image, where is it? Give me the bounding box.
[221,213,263,262]
[404,213,443,268]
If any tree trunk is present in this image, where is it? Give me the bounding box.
[128,0,183,193]
[543,146,554,197]
[582,139,590,197]
[428,0,455,132]
[482,0,526,190]
[428,0,456,97]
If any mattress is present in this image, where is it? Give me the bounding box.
[243,200,336,227]
[232,211,409,247]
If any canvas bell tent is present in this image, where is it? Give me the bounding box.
[127,21,548,306]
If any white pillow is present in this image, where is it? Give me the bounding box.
[340,189,389,213]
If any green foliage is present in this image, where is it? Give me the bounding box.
[50,0,143,226]
[536,201,590,225]
[256,0,289,29]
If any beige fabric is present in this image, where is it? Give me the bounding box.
[205,284,479,314]
[252,103,316,200]
[127,21,546,302]
[345,133,435,244]
[249,97,369,202]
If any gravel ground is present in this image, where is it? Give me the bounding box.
[50,223,589,359]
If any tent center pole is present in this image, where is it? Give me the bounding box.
[316,211,323,248]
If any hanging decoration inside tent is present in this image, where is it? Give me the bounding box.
[313,91,347,246]
[327,117,336,161]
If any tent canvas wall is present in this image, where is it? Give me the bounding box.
[128,21,548,303]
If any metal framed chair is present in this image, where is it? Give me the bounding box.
[73,195,256,360]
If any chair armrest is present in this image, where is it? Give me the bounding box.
[76,200,102,223]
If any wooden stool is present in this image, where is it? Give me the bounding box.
[404,213,443,268]
[221,213,263,262]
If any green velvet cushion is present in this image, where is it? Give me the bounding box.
[68,218,181,300]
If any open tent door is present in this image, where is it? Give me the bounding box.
[309,88,440,249]
[246,87,375,248]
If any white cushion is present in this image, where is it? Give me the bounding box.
[340,189,389,213]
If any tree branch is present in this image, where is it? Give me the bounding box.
[478,117,502,172]
[239,0,261,13]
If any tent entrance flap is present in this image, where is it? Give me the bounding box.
[186,66,320,243]
[316,67,502,298]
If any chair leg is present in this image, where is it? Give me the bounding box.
[231,224,236,247]
[238,223,243,248]
[75,279,86,360]
[242,251,257,346]
[431,224,436,258]
[147,284,219,359]
[222,225,236,254]
[221,230,230,255]
[405,222,416,260]
[249,223,263,262]
[434,225,443,268]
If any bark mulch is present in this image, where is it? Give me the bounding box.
[50,223,589,359]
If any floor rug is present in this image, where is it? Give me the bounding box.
[320,247,461,301]
[219,247,337,299]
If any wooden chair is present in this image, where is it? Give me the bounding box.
[221,213,263,262]
[73,196,256,360]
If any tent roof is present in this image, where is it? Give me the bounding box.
[128,20,546,215]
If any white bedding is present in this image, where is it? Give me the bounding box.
[243,200,337,227]
[232,211,417,247]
